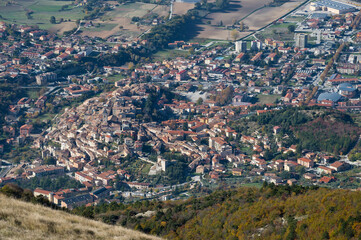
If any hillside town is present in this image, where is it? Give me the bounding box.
[2,0,361,209]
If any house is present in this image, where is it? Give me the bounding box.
[75,172,93,183]
[318,166,333,175]
[330,161,349,172]
[176,70,187,81]
[232,168,243,176]
[297,158,314,168]
[33,189,53,202]
[284,161,298,171]
[319,176,336,184]
[20,124,33,136]
[287,179,297,186]
[303,173,316,180]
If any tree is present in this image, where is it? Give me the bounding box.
[231,29,240,41]
[50,16,56,24]
[128,62,135,69]
[288,24,295,33]
[239,21,245,31]
[196,97,203,105]
[183,122,188,131]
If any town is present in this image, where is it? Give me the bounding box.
[1,0,361,210]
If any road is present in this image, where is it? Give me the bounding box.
[339,134,361,167]
[0,160,13,178]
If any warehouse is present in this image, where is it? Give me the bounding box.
[310,0,356,14]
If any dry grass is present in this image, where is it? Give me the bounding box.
[0,194,161,240]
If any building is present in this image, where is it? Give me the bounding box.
[235,41,247,53]
[295,34,308,48]
[330,161,349,172]
[338,83,357,98]
[19,124,33,136]
[297,157,314,168]
[35,72,57,85]
[60,194,93,209]
[28,166,65,178]
[318,165,334,175]
[310,0,356,14]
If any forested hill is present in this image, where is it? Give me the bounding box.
[230,107,361,156]
[73,184,361,240]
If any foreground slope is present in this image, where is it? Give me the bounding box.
[0,194,161,240]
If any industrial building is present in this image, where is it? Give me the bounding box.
[310,0,356,14]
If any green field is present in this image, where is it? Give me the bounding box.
[0,0,85,32]
[256,94,282,104]
[85,23,118,32]
[152,49,190,61]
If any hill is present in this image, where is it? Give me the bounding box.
[230,107,361,156]
[74,185,361,240]
[0,193,161,240]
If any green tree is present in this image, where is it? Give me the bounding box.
[50,16,56,24]
[196,97,203,105]
[288,24,296,33]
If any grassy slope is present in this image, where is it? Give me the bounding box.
[0,194,161,240]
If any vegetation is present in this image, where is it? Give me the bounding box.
[142,11,199,50]
[14,176,84,191]
[0,184,160,240]
[320,43,345,83]
[209,86,234,106]
[231,107,360,155]
[72,184,361,240]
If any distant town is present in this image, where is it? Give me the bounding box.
[1,0,361,210]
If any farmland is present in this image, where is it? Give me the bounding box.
[242,0,306,30]
[0,0,84,34]
[80,2,170,38]
[192,0,273,40]
[0,0,170,37]
[192,0,306,40]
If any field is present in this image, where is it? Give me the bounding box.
[193,0,306,40]
[256,18,301,42]
[242,0,305,30]
[80,2,169,39]
[172,2,195,15]
[0,0,85,34]
[0,193,161,240]
[152,49,190,60]
[256,94,282,104]
[193,0,273,40]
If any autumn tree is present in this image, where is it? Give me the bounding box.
[231,29,240,41]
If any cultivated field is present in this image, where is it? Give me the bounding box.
[242,0,305,30]
[0,0,85,34]
[194,24,251,40]
[193,0,306,40]
[0,194,161,240]
[173,2,194,15]
[81,2,170,39]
